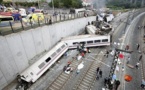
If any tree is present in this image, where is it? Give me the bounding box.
[0,0,3,4]
[62,0,72,8]
[106,0,143,9]
[141,0,144,7]
[72,0,82,8]
[49,0,59,8]
[49,0,82,8]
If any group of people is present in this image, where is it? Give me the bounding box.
[96,67,103,80]
[77,43,91,58]
[138,25,145,30]
[104,77,121,90]
[63,62,73,74]
[104,50,109,58]
[104,77,114,89]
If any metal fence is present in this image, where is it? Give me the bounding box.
[0,12,96,36]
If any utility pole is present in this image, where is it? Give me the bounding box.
[52,0,54,14]
[38,0,40,9]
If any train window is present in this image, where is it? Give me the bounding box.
[38,62,45,69]
[57,48,61,53]
[61,45,65,48]
[30,72,33,75]
[102,39,108,42]
[80,42,85,44]
[95,40,101,43]
[73,42,78,45]
[45,57,51,62]
[87,41,93,44]
[51,52,56,57]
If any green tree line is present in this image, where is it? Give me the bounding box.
[1,1,38,7]
[106,0,145,9]
[49,0,82,8]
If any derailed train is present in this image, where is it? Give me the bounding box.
[20,42,68,83]
[18,34,111,89]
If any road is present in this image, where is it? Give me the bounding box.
[111,9,145,90]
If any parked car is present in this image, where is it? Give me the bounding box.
[34,9,44,14]
[22,13,44,25]
[5,7,18,13]
[0,15,14,27]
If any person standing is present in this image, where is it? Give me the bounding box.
[106,51,109,57]
[96,67,100,74]
[139,55,142,61]
[81,52,85,57]
[137,44,140,50]
[135,62,140,69]
[115,80,120,90]
[104,77,108,86]
[126,57,130,64]
[122,66,125,72]
[99,70,102,78]
[96,72,99,80]
[125,45,129,50]
[67,61,71,67]
[105,50,109,58]
[63,66,67,72]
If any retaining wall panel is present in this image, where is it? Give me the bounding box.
[31,28,45,55]
[6,34,29,73]
[20,30,37,61]
[0,36,19,83]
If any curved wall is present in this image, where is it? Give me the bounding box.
[0,16,96,89]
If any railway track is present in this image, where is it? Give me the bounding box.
[46,47,106,90]
[73,49,106,90]
[47,48,96,90]
[46,56,83,90]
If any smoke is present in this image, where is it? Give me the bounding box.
[91,0,107,9]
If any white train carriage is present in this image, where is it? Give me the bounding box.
[20,41,68,83]
[86,25,97,35]
[86,25,101,35]
[62,35,110,49]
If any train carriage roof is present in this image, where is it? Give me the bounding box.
[62,35,109,41]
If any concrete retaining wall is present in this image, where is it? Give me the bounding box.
[0,16,96,89]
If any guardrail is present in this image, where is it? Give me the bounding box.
[0,12,96,36]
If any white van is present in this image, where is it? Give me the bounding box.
[19,8,27,18]
[70,8,86,14]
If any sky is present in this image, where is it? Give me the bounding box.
[91,0,106,9]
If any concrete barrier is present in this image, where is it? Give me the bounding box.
[0,16,96,89]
